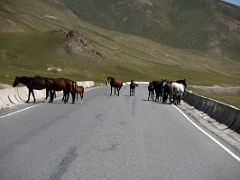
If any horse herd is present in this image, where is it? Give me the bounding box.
[107,77,187,105]
[147,79,187,105]
[12,76,187,106]
[13,76,84,104]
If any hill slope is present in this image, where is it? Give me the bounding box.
[64,0,240,60]
[0,0,239,86]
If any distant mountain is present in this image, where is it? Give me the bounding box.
[64,0,240,60]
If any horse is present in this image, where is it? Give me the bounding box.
[49,78,76,104]
[106,76,123,96]
[171,82,185,105]
[12,76,52,103]
[152,80,165,101]
[74,85,84,103]
[147,82,154,101]
[162,80,173,103]
[130,80,138,96]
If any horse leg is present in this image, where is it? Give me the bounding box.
[63,90,69,102]
[64,91,70,103]
[31,90,36,103]
[45,89,49,100]
[62,92,65,102]
[46,89,52,100]
[110,86,112,96]
[71,91,75,104]
[26,89,31,103]
[80,92,83,104]
[48,90,53,103]
[117,88,120,96]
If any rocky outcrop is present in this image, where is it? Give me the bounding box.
[65,30,105,59]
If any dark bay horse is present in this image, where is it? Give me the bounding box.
[130,80,138,96]
[152,80,165,101]
[13,76,52,103]
[148,82,154,101]
[49,78,76,103]
[107,76,123,96]
[162,80,173,103]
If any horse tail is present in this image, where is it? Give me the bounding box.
[119,82,123,90]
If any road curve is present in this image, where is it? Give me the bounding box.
[0,85,239,180]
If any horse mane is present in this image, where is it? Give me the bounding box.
[107,76,115,81]
[20,76,34,86]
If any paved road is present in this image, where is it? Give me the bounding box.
[0,85,239,180]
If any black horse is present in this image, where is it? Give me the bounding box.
[130,80,138,96]
[148,82,154,101]
[106,76,123,96]
[13,76,52,103]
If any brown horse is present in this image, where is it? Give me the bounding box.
[107,76,123,96]
[49,78,76,104]
[74,85,84,103]
[13,76,52,103]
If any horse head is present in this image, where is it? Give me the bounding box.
[13,76,20,87]
[182,79,187,88]
[106,76,115,85]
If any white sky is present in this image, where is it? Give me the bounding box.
[222,0,240,6]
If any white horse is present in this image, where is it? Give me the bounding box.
[172,82,185,105]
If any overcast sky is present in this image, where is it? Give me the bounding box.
[223,0,240,6]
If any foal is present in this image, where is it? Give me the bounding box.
[130,80,138,96]
[74,85,84,103]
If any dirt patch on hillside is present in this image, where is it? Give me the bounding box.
[65,30,105,59]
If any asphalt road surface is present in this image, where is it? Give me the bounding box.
[0,85,239,180]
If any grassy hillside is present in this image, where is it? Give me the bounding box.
[64,0,240,61]
[0,0,239,87]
